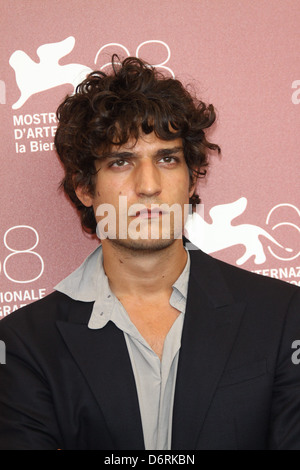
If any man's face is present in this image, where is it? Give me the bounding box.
[77,132,195,251]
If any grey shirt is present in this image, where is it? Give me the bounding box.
[55,245,190,450]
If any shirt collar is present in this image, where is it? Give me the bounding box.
[55,244,190,329]
[54,246,103,302]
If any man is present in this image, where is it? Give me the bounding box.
[0,57,300,450]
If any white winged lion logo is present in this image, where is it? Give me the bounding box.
[9,36,92,109]
[185,197,293,265]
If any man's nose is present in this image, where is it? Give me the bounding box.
[134,160,162,198]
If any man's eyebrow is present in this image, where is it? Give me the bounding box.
[99,151,134,160]
[99,146,184,160]
[155,146,184,157]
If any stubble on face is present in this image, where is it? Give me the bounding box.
[109,236,176,255]
[104,203,187,254]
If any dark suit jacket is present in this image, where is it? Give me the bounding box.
[0,246,300,450]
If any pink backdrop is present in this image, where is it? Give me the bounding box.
[1,0,299,317]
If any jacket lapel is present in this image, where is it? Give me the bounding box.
[172,248,246,449]
[56,304,144,450]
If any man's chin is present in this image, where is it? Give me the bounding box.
[108,237,178,253]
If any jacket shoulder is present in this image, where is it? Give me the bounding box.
[0,291,93,332]
[218,255,298,295]
[189,247,299,305]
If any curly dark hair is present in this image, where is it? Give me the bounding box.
[54,55,220,234]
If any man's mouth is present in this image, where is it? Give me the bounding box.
[136,208,163,219]
[128,206,168,219]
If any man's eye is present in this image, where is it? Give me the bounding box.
[160,156,177,163]
[110,159,128,167]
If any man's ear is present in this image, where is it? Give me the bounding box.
[188,170,197,198]
[75,185,94,208]
[189,183,197,199]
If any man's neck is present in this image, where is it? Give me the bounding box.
[101,238,187,300]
